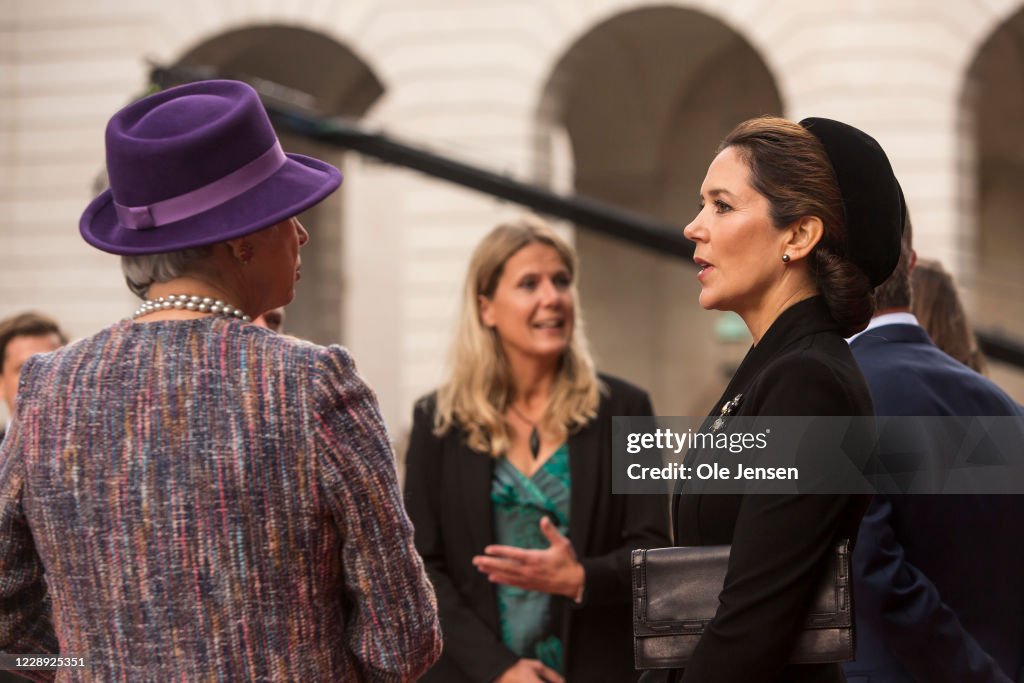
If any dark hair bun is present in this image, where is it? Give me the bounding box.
[812,249,873,337]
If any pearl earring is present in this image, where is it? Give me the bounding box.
[782,254,791,263]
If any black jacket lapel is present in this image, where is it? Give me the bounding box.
[458,439,495,554]
[568,412,601,554]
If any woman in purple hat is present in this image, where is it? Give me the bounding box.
[0,80,441,681]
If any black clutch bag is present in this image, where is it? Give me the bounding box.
[631,539,853,670]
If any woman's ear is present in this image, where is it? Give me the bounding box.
[783,216,824,263]
[225,237,254,265]
[478,295,496,328]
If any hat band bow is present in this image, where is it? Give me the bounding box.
[113,141,286,231]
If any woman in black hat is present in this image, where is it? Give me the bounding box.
[647,116,903,683]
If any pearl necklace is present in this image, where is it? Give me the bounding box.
[132,294,252,322]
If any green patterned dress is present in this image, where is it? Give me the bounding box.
[490,443,571,674]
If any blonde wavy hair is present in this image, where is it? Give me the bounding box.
[433,215,603,456]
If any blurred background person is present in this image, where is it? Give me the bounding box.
[0,80,440,681]
[655,116,904,683]
[911,258,988,374]
[0,313,67,437]
[846,217,1024,683]
[404,216,669,683]
[253,305,286,333]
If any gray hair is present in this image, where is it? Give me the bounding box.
[121,246,214,299]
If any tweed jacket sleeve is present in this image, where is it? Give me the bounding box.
[0,377,59,683]
[312,347,442,682]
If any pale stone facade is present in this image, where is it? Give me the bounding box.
[3,0,1023,431]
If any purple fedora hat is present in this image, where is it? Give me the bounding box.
[80,80,342,255]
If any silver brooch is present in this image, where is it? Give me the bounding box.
[711,393,743,432]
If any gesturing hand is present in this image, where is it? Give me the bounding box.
[495,658,565,683]
[472,516,585,600]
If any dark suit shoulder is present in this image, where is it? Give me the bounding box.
[761,339,858,383]
[413,391,439,420]
[597,373,648,401]
[596,373,653,415]
[746,338,872,417]
[852,333,1020,417]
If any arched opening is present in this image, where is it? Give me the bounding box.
[961,6,1024,399]
[536,7,783,414]
[175,25,385,345]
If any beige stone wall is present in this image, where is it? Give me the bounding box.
[1,1,150,333]
[3,0,1022,432]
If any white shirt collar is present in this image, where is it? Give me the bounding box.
[846,312,920,344]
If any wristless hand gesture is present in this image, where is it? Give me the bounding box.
[495,658,565,683]
[473,516,585,600]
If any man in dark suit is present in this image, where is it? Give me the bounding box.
[845,219,1024,683]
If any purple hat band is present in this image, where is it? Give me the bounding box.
[81,80,341,255]
[113,141,286,230]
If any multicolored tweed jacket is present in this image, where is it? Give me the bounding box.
[0,318,441,682]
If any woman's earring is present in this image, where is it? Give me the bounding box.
[235,242,254,264]
[781,253,791,263]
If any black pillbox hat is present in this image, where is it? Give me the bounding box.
[800,117,906,287]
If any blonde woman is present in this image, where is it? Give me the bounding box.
[404,216,670,683]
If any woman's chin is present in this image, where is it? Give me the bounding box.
[697,291,719,310]
[518,342,570,364]
[535,344,570,361]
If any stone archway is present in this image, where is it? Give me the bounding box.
[536,6,783,414]
[175,25,385,345]
[960,5,1024,399]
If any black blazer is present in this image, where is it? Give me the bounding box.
[404,375,670,682]
[669,297,874,683]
